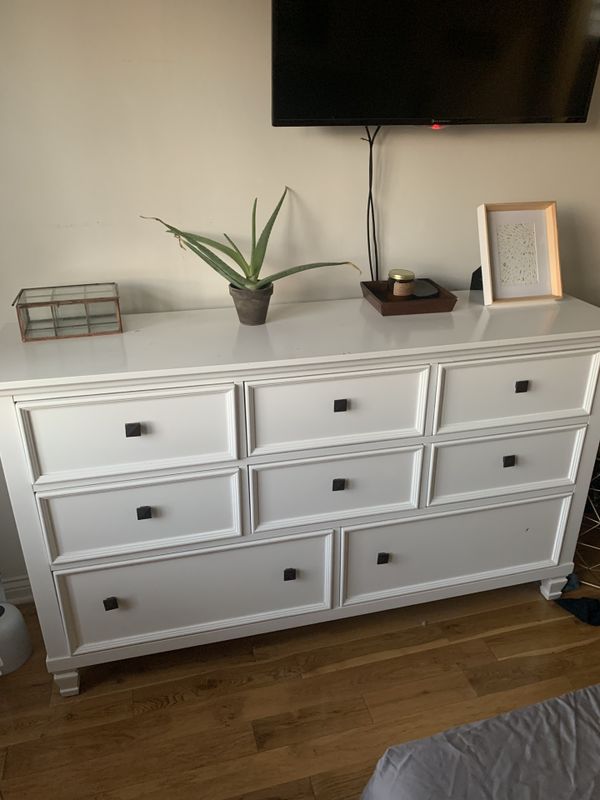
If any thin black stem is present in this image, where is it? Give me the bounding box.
[364,125,382,282]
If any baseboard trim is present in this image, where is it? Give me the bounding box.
[2,574,33,605]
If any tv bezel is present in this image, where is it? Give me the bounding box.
[271,1,600,127]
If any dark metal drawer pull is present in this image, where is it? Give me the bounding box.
[136,505,153,521]
[283,568,297,582]
[515,380,530,393]
[125,422,142,438]
[103,596,119,611]
[377,552,390,565]
[503,455,517,468]
[332,478,347,492]
[334,399,349,412]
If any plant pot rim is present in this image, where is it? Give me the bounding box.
[229,283,273,294]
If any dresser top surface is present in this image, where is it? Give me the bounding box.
[1,291,600,390]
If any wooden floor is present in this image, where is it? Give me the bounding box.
[2,583,600,800]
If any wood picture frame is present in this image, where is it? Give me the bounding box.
[477,201,563,307]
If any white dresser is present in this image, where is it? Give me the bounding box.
[1,291,600,696]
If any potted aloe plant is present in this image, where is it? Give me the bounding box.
[144,188,355,324]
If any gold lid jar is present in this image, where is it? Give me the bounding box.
[388,269,416,297]
[388,269,415,282]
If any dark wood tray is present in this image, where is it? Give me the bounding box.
[361,279,457,316]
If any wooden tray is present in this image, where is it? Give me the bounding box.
[361,279,457,316]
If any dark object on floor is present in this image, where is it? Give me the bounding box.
[563,573,581,593]
[362,684,600,799]
[555,597,600,625]
[470,266,483,290]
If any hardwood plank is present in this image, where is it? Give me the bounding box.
[0,710,50,749]
[52,636,257,703]
[252,697,372,752]
[224,778,314,800]
[0,678,52,718]
[467,625,600,697]
[3,698,251,779]
[465,650,570,697]
[0,748,6,780]
[439,599,569,643]
[252,584,541,661]
[71,677,570,800]
[72,717,418,800]
[485,616,600,660]
[132,638,493,721]
[310,763,375,800]
[130,654,303,713]
[1,721,257,800]
[45,691,134,738]
[364,669,476,724]
[296,623,449,677]
[375,676,572,743]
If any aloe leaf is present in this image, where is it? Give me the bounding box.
[254,260,357,290]
[183,231,251,277]
[179,235,248,288]
[251,198,257,257]
[142,216,248,287]
[223,234,251,277]
[250,187,288,278]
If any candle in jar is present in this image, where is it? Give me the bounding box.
[388,269,416,297]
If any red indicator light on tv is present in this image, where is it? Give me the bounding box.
[431,123,445,130]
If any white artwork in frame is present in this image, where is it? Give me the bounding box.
[477,201,563,306]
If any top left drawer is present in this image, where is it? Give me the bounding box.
[18,385,238,483]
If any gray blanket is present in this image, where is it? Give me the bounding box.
[362,684,600,799]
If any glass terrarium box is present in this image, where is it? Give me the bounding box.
[13,283,122,342]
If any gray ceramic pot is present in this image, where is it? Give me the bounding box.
[229,283,273,325]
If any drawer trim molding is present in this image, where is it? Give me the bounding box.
[54,530,334,655]
[426,424,587,507]
[37,467,243,566]
[245,365,430,456]
[249,446,423,533]
[339,494,572,607]
[433,350,600,435]
[17,384,239,484]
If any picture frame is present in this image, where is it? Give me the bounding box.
[477,201,563,307]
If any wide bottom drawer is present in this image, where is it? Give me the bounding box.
[56,531,333,653]
[341,495,571,606]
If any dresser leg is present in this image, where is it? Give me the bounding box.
[540,577,568,600]
[53,669,80,697]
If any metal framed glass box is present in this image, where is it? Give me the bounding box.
[12,283,122,342]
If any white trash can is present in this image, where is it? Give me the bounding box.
[0,603,32,675]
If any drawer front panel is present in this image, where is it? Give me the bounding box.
[19,385,237,482]
[56,531,333,653]
[428,425,586,506]
[435,351,599,434]
[342,496,571,606]
[39,469,241,562]
[246,366,429,455]
[250,447,422,532]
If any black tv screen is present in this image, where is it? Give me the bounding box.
[272,0,600,126]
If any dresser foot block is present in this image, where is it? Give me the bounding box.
[54,669,80,697]
[540,577,568,600]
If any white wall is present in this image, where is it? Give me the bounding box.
[1,0,599,581]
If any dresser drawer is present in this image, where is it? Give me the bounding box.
[55,531,333,653]
[245,366,429,455]
[250,446,422,532]
[428,425,586,506]
[435,351,599,434]
[19,385,237,482]
[39,468,241,563]
[341,496,571,606]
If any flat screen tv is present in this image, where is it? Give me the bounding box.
[272,0,600,126]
